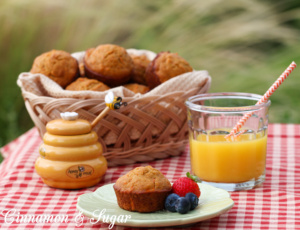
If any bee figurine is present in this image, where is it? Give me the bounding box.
[105,91,127,110]
[91,91,127,128]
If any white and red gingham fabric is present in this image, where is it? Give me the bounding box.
[0,124,300,229]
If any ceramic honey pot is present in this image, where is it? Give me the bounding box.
[35,92,126,189]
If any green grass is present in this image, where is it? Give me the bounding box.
[0,0,300,162]
[210,44,300,123]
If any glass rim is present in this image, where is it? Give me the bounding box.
[185,92,271,113]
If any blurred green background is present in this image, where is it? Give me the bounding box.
[0,0,299,162]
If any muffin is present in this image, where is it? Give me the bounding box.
[130,54,151,85]
[66,77,110,92]
[84,44,133,87]
[113,166,172,213]
[30,50,79,88]
[145,51,193,89]
[123,83,150,94]
[78,62,85,77]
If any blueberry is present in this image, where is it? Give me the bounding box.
[175,197,191,214]
[185,192,199,210]
[165,193,180,212]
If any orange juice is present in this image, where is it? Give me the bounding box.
[190,131,267,183]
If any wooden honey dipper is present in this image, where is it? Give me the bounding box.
[91,91,127,128]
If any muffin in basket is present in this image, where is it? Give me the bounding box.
[113,166,172,213]
[129,54,151,85]
[123,83,150,94]
[145,51,193,89]
[66,77,110,92]
[30,50,79,88]
[84,44,133,87]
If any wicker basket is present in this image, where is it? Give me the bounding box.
[17,49,211,167]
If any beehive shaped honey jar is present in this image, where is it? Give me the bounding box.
[35,112,107,189]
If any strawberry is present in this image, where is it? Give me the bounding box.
[172,172,201,198]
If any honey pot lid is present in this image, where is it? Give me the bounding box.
[46,112,92,136]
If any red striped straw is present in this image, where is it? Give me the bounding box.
[226,61,297,139]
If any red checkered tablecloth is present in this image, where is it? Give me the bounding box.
[0,124,300,229]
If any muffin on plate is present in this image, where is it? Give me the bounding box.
[145,51,193,89]
[84,44,133,87]
[129,54,151,85]
[30,50,79,88]
[123,83,150,94]
[65,77,110,92]
[113,166,172,213]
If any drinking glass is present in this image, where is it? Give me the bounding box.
[185,92,270,191]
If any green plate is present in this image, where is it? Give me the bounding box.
[76,183,234,228]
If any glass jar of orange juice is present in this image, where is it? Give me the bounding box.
[185,92,270,191]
